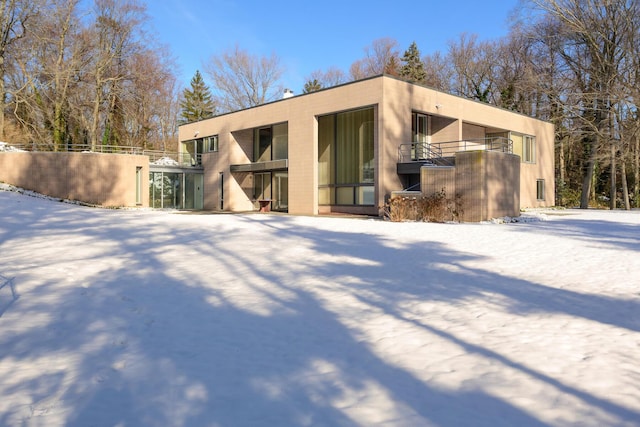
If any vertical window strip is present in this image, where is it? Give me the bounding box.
[524,135,536,163]
[536,179,545,201]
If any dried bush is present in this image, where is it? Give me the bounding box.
[382,190,463,222]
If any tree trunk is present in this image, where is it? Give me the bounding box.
[90,99,99,150]
[559,136,566,185]
[52,1,74,151]
[610,143,616,210]
[580,157,596,208]
[558,135,566,205]
[0,59,4,140]
[621,158,630,210]
[580,136,598,209]
[635,133,640,207]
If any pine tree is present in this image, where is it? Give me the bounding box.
[180,70,216,123]
[303,79,322,93]
[400,42,427,84]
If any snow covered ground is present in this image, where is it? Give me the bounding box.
[0,188,639,427]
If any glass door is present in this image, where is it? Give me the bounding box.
[184,173,204,209]
[254,172,272,211]
[273,172,288,212]
[412,112,429,160]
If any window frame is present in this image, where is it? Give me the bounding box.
[317,106,375,206]
[205,135,218,152]
[523,135,536,163]
[411,112,429,143]
[253,122,288,163]
[536,179,545,201]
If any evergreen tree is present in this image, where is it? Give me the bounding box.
[180,70,216,123]
[400,42,426,84]
[303,79,322,93]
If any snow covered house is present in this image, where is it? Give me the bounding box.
[177,75,554,220]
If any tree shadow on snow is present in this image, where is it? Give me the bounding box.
[518,210,640,252]
[0,195,638,426]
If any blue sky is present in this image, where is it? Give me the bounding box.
[146,0,520,93]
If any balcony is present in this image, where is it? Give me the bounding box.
[397,137,512,174]
[230,159,288,173]
[6,143,205,168]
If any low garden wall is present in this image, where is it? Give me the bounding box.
[0,152,149,207]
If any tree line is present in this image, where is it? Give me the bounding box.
[1,0,179,153]
[3,0,639,209]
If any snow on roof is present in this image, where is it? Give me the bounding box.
[0,142,26,152]
[151,156,180,166]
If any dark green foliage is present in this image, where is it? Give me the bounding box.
[555,180,581,208]
[180,70,216,123]
[303,79,322,93]
[400,42,426,84]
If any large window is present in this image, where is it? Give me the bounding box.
[253,172,271,201]
[182,135,217,166]
[250,123,289,212]
[254,123,288,162]
[318,107,375,206]
[511,133,536,163]
[149,171,203,209]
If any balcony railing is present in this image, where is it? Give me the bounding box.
[3,143,203,167]
[398,137,512,163]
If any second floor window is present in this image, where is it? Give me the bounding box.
[523,135,536,163]
[253,123,288,162]
[205,135,218,152]
[512,133,536,164]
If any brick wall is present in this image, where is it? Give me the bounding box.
[0,152,149,207]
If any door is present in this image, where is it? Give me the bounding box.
[273,172,288,212]
[412,113,429,160]
[254,172,272,201]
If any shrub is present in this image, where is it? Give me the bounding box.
[556,181,581,208]
[382,190,463,222]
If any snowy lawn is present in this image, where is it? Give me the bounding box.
[0,188,639,427]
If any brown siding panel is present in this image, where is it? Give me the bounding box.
[421,166,456,198]
[455,151,520,221]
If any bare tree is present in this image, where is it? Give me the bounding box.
[34,0,86,150]
[121,46,179,150]
[349,37,399,80]
[303,66,346,92]
[447,33,499,104]
[1,0,181,152]
[529,0,638,208]
[87,0,147,150]
[0,0,42,139]
[521,15,578,205]
[205,45,284,113]
[621,7,640,208]
[421,51,453,92]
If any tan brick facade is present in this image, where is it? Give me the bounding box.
[0,152,148,207]
[1,76,553,218]
[180,75,555,218]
